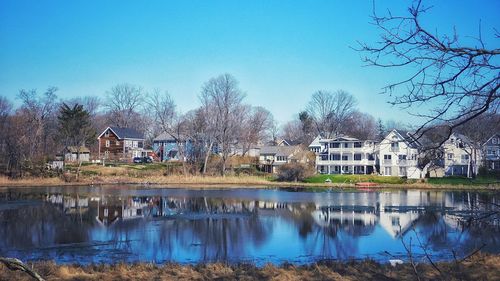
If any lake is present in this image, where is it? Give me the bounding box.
[0,186,498,265]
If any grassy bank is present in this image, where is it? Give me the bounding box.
[303,174,411,184]
[0,163,498,190]
[1,254,499,281]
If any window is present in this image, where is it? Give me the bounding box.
[354,154,362,161]
[354,142,362,148]
[133,141,138,148]
[493,138,498,144]
[399,167,407,176]
[116,141,120,146]
[384,167,392,176]
[384,155,391,160]
[461,155,469,161]
[447,153,454,160]
[391,142,399,149]
[343,143,349,148]
[330,143,340,148]
[105,140,110,147]
[391,216,400,226]
[331,154,340,160]
[368,154,375,160]
[104,130,109,137]
[321,155,328,161]
[398,155,407,160]
[342,155,348,161]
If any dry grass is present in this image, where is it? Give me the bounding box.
[0,176,66,187]
[1,254,499,281]
[1,163,498,190]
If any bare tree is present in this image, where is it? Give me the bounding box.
[239,106,274,155]
[197,98,219,174]
[306,90,358,138]
[146,90,189,175]
[104,83,144,129]
[344,111,378,140]
[0,97,12,173]
[17,87,59,162]
[200,74,245,176]
[358,0,499,145]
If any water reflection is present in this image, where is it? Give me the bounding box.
[0,187,498,264]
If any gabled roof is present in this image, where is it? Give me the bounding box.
[98,126,144,140]
[64,146,90,153]
[260,145,298,157]
[308,135,322,147]
[153,132,176,142]
[389,129,421,148]
[483,133,500,146]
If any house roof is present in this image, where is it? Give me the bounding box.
[483,133,500,146]
[98,126,144,140]
[308,135,322,147]
[153,132,176,142]
[317,135,363,143]
[260,145,298,157]
[391,129,421,148]
[64,146,90,153]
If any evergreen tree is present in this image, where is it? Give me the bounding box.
[58,103,96,178]
[377,118,385,141]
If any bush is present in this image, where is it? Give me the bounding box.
[277,162,313,182]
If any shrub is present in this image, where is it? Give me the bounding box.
[277,162,313,182]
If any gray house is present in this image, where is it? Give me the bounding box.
[483,134,500,171]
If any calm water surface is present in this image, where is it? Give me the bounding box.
[0,186,498,265]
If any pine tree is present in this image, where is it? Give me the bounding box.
[377,118,385,141]
[58,103,96,179]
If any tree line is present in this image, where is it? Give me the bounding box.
[1,72,497,178]
[0,73,398,178]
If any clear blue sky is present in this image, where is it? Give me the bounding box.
[0,0,498,125]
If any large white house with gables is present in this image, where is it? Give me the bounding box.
[378,129,422,179]
[310,135,377,175]
[442,133,481,177]
[309,130,423,178]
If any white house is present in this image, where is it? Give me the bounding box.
[442,133,481,177]
[310,135,377,175]
[378,129,422,179]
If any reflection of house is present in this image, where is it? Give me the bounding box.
[97,126,146,161]
[63,146,90,162]
[310,135,377,174]
[442,133,481,177]
[96,197,149,225]
[482,134,500,172]
[46,194,89,214]
[258,145,305,173]
[378,129,422,178]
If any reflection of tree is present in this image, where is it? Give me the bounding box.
[1,189,499,263]
[0,203,93,250]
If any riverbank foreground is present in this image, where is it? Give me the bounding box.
[0,163,498,189]
[1,254,499,281]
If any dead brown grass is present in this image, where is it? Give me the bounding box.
[1,254,499,281]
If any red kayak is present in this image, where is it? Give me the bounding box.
[355,182,379,187]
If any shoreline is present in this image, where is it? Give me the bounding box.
[0,175,499,191]
[1,254,499,281]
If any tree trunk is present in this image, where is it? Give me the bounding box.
[202,141,213,175]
